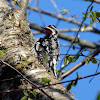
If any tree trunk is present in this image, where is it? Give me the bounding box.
[0,0,75,100]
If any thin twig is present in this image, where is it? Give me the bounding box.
[89,61,100,83]
[66,1,94,54]
[59,47,100,80]
[50,0,60,15]
[1,71,100,93]
[28,7,100,34]
[85,0,100,3]
[19,0,29,17]
[59,53,100,61]
[59,1,94,77]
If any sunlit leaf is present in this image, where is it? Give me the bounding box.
[91,11,96,20]
[56,69,60,76]
[64,57,67,66]
[42,77,51,84]
[82,12,89,21]
[43,54,48,63]
[90,11,96,26]
[23,92,28,96]
[31,91,36,97]
[68,56,75,62]
[0,50,4,55]
[21,96,27,100]
[85,58,90,65]
[28,98,32,100]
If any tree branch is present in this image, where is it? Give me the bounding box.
[85,0,100,3]
[59,47,100,80]
[28,7,100,35]
[58,32,99,49]
[19,0,29,16]
[30,23,99,49]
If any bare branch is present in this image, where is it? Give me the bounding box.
[50,0,61,15]
[30,23,99,49]
[58,32,99,49]
[85,0,100,3]
[66,1,94,53]
[28,7,100,35]
[19,0,29,16]
[33,0,39,7]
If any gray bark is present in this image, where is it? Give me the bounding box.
[0,0,75,100]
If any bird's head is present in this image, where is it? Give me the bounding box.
[44,25,57,35]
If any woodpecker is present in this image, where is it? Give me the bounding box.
[32,25,60,77]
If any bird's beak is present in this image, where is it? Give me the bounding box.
[40,26,46,33]
[41,26,47,30]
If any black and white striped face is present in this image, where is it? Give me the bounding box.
[45,25,57,36]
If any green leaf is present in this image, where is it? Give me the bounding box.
[28,98,32,100]
[82,12,89,21]
[68,56,75,62]
[74,54,80,61]
[90,11,96,26]
[74,79,78,86]
[70,55,76,57]
[73,45,75,50]
[96,91,100,100]
[77,37,80,43]
[21,96,28,100]
[0,50,4,55]
[23,92,28,96]
[90,17,94,26]
[60,9,68,15]
[85,58,90,65]
[95,11,100,18]
[74,73,79,86]
[67,82,72,91]
[43,51,53,63]
[56,69,60,76]
[31,91,36,97]
[43,54,48,63]
[90,5,94,11]
[91,58,98,64]
[15,0,20,5]
[64,57,67,66]
[42,77,51,84]
[91,11,96,20]
[72,81,76,86]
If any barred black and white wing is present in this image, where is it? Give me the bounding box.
[35,34,60,77]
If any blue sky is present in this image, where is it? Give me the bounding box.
[28,0,100,100]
